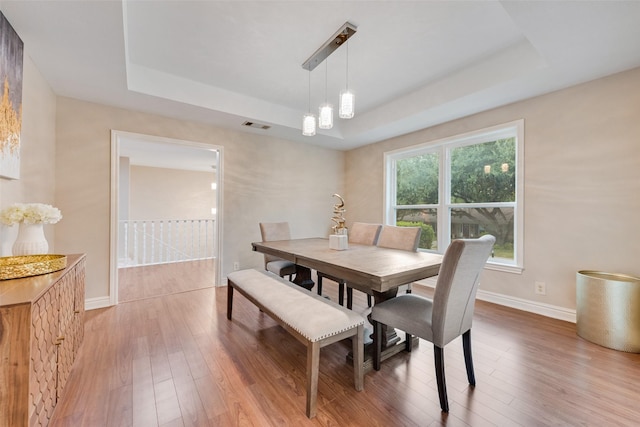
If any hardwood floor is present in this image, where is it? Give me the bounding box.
[50,273,640,426]
[118,259,216,303]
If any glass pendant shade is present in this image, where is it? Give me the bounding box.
[318,103,334,129]
[302,113,317,136]
[339,90,355,119]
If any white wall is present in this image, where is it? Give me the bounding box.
[345,66,640,316]
[0,54,57,255]
[54,97,344,300]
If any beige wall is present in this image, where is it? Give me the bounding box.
[129,166,215,220]
[55,97,344,300]
[345,67,640,312]
[7,48,639,315]
[0,54,57,255]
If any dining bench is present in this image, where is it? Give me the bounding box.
[226,268,365,418]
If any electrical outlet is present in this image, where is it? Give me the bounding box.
[535,281,546,295]
[233,262,240,271]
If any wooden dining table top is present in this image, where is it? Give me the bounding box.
[252,238,443,295]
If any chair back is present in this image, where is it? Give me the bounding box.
[376,225,421,252]
[349,223,382,246]
[432,235,495,347]
[259,222,291,265]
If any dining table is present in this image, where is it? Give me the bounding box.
[252,237,443,370]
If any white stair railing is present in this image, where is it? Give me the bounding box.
[118,219,216,267]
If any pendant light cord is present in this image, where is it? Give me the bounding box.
[324,59,328,103]
[345,40,349,91]
[308,69,311,113]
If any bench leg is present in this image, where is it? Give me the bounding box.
[226,284,234,320]
[353,325,364,391]
[306,341,320,418]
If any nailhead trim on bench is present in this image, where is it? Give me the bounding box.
[227,269,364,341]
[226,269,365,418]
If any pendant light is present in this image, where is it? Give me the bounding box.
[302,69,316,136]
[301,22,357,136]
[318,60,334,129]
[339,38,355,119]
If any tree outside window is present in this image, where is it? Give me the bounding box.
[386,121,523,268]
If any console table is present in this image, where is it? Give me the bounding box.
[0,254,86,427]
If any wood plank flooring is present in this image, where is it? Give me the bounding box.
[51,269,640,426]
[118,259,215,303]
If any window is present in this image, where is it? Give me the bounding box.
[385,120,524,271]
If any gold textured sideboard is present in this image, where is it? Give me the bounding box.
[0,254,86,427]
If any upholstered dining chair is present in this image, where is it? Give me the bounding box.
[376,225,422,252]
[376,225,422,295]
[371,234,495,412]
[259,222,297,281]
[316,222,382,308]
[342,224,421,308]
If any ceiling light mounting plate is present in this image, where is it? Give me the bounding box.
[302,22,357,71]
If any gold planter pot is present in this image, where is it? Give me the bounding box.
[576,270,640,353]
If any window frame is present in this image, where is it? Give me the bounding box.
[384,120,524,273]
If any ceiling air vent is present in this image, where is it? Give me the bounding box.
[242,121,271,130]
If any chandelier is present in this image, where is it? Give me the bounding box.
[301,22,357,136]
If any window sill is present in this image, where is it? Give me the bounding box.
[486,262,523,274]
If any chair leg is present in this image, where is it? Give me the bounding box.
[405,332,413,352]
[338,282,345,306]
[462,329,476,386]
[226,284,234,320]
[346,287,353,310]
[373,320,382,371]
[406,283,412,293]
[317,275,323,296]
[434,345,449,412]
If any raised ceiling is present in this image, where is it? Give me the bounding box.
[4,1,640,151]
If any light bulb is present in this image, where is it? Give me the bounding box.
[302,113,317,136]
[318,103,333,129]
[339,91,355,119]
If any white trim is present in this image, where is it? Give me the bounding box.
[485,263,523,274]
[477,289,576,323]
[85,296,113,311]
[109,132,119,306]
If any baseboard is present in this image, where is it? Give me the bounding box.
[85,296,113,311]
[477,289,576,323]
[416,281,577,323]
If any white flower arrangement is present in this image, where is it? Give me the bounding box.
[0,203,63,226]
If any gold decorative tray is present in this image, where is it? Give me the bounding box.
[0,255,68,280]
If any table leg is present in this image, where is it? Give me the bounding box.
[369,289,401,348]
[293,265,315,291]
[346,287,418,372]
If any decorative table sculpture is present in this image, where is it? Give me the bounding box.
[330,194,348,250]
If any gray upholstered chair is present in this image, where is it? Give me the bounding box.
[259,222,297,280]
[376,225,421,252]
[317,222,382,308]
[371,234,495,412]
[376,225,422,295]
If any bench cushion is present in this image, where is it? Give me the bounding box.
[227,269,364,342]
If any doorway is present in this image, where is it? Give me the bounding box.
[109,131,223,305]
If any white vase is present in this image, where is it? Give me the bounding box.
[12,223,49,256]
